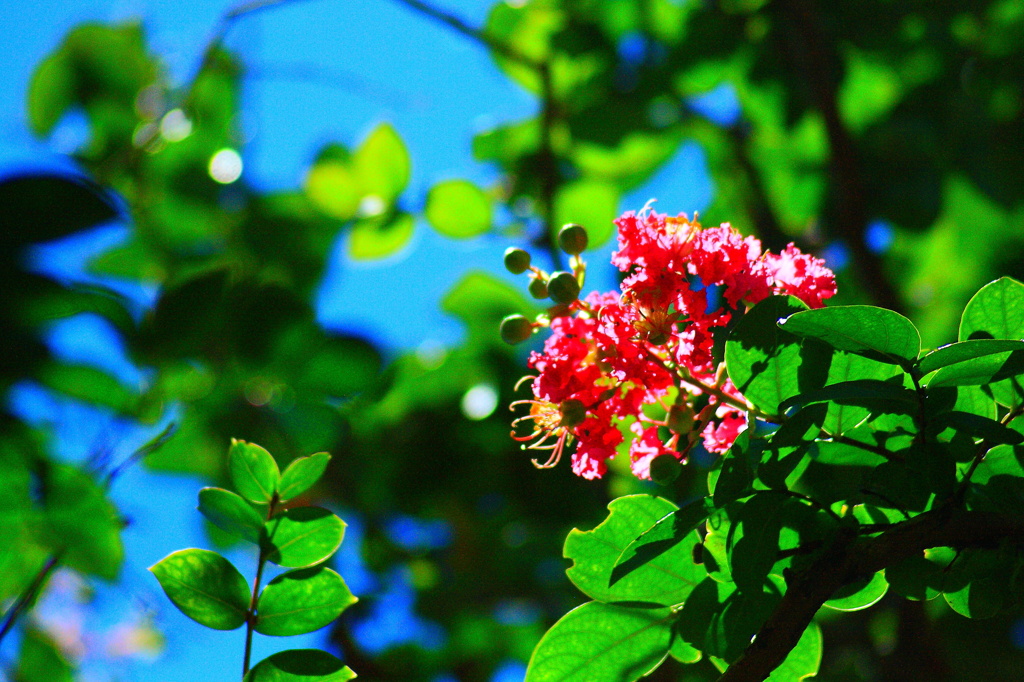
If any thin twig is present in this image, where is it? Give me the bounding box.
[0,553,63,646]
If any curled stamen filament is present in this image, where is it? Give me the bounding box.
[510,398,575,469]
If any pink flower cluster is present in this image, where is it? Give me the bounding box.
[512,210,836,480]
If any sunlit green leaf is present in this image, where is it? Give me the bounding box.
[765,620,822,681]
[779,306,921,368]
[919,339,1024,375]
[425,180,492,239]
[353,122,410,205]
[256,566,357,636]
[613,497,715,586]
[348,212,414,261]
[244,650,356,682]
[824,571,888,611]
[197,487,264,544]
[305,161,361,220]
[229,440,280,504]
[525,602,674,682]
[887,547,955,601]
[959,277,1024,407]
[565,495,705,605]
[552,179,619,249]
[278,453,331,502]
[727,493,784,593]
[149,549,250,630]
[263,507,345,568]
[929,350,1024,388]
[821,352,900,436]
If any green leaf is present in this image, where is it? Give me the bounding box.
[613,497,716,586]
[813,441,888,467]
[27,50,75,137]
[929,412,1024,445]
[959,277,1024,407]
[712,437,758,507]
[942,547,1016,619]
[36,362,138,415]
[197,487,264,544]
[779,305,921,368]
[348,212,415,261]
[669,631,702,665]
[725,296,828,415]
[765,621,822,681]
[41,464,123,580]
[525,602,674,682]
[353,122,410,204]
[727,493,785,593]
[824,571,888,611]
[256,566,357,636]
[279,453,332,502]
[928,350,1024,388]
[229,440,280,504]
[708,586,780,662]
[779,379,918,416]
[0,174,119,247]
[16,628,74,682]
[552,179,619,249]
[263,507,346,568]
[425,180,492,238]
[564,495,705,605]
[820,352,900,436]
[244,650,356,682]
[887,547,955,601]
[919,339,1024,375]
[149,549,250,630]
[305,161,361,220]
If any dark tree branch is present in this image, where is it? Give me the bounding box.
[770,0,904,313]
[718,507,1024,682]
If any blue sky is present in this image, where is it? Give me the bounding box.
[0,1,717,679]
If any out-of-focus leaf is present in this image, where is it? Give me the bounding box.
[197,487,264,544]
[243,650,355,682]
[229,440,280,504]
[278,453,331,502]
[441,271,537,348]
[255,566,357,636]
[353,123,410,205]
[263,507,345,569]
[37,362,138,415]
[0,174,119,247]
[149,549,250,630]
[16,628,74,682]
[305,161,361,220]
[525,602,674,682]
[42,464,123,580]
[425,180,492,239]
[552,179,619,249]
[348,212,414,261]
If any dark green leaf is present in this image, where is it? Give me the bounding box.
[824,571,888,611]
[930,412,1023,445]
[16,628,74,682]
[887,547,955,601]
[959,277,1024,407]
[725,296,827,415]
[278,453,332,502]
[263,507,345,568]
[765,621,822,681]
[779,305,920,368]
[525,602,674,682]
[813,441,888,467]
[255,566,357,636]
[0,174,118,247]
[708,586,780,662]
[425,179,492,238]
[565,495,705,605]
[928,350,1024,388]
[919,339,1024,375]
[229,440,280,504]
[727,493,785,593]
[712,438,757,507]
[197,487,264,544]
[149,549,250,630]
[675,577,733,651]
[942,547,1017,619]
[244,650,356,682]
[779,379,918,416]
[821,352,900,436]
[36,362,138,416]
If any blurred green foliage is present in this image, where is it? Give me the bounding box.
[3,1,1024,680]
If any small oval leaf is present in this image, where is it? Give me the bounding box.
[149,549,250,630]
[256,566,357,636]
[824,571,888,611]
[525,602,674,682]
[263,507,346,568]
[425,179,492,238]
[779,305,920,368]
[279,453,331,502]
[244,650,356,682]
[198,487,264,544]
[230,440,280,504]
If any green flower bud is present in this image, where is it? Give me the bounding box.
[503,247,531,274]
[548,271,581,305]
[667,404,696,434]
[558,223,589,255]
[500,314,533,345]
[528,277,548,299]
[649,454,682,485]
[558,399,587,429]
